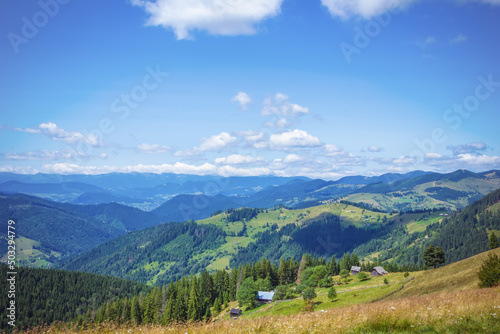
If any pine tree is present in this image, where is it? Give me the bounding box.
[489,232,499,249]
[131,296,142,325]
[327,286,337,301]
[187,278,200,321]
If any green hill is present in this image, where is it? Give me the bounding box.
[343,169,500,212]
[0,193,161,267]
[353,188,500,266]
[61,203,396,285]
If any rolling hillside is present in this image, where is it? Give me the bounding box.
[61,203,396,285]
[0,193,161,266]
[343,169,500,211]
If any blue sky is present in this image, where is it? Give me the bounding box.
[0,0,499,179]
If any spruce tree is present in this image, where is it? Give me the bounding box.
[131,296,142,325]
[187,278,200,321]
[489,232,499,249]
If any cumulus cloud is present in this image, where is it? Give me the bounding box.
[367,145,383,152]
[131,0,283,40]
[214,154,265,165]
[14,122,102,147]
[283,154,307,164]
[137,143,173,154]
[264,118,291,128]
[261,93,310,117]
[425,152,443,160]
[236,130,265,142]
[320,0,415,19]
[269,129,322,149]
[232,92,251,110]
[449,34,467,45]
[176,132,237,156]
[447,142,488,156]
[456,154,500,167]
[321,0,500,20]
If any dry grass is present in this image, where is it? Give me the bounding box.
[16,287,500,334]
[388,247,500,300]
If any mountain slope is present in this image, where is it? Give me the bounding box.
[354,188,500,266]
[151,194,242,222]
[0,193,163,266]
[344,169,500,211]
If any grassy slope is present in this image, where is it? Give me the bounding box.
[197,204,396,271]
[27,249,500,333]
[388,247,500,300]
[344,176,500,211]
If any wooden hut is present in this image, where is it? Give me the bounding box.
[351,266,362,275]
[371,266,388,277]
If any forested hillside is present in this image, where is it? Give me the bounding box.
[62,222,227,285]
[0,265,150,331]
[354,188,500,266]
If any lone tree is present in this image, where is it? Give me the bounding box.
[489,232,499,250]
[423,244,446,268]
[478,253,500,288]
[327,286,337,301]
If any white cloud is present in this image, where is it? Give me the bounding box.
[321,0,500,20]
[197,132,237,151]
[456,154,500,167]
[1,150,77,161]
[449,34,467,45]
[425,152,443,160]
[320,0,415,19]
[261,93,310,117]
[137,143,173,154]
[324,144,343,154]
[232,92,251,110]
[214,154,265,165]
[14,122,102,147]
[269,129,322,149]
[176,132,237,156]
[264,118,291,128]
[367,145,383,152]
[236,130,265,142]
[393,155,417,166]
[283,154,304,164]
[131,0,283,40]
[447,142,488,156]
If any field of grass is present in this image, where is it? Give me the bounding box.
[0,235,58,268]
[388,247,500,300]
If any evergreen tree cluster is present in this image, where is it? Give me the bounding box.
[0,265,150,331]
[226,208,262,223]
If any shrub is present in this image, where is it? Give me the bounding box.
[404,272,410,278]
[302,287,317,301]
[383,278,389,284]
[358,272,369,281]
[478,253,500,288]
[339,269,350,279]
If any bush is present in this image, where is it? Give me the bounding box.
[319,275,333,288]
[339,269,350,279]
[383,278,389,284]
[357,272,369,281]
[302,287,317,301]
[404,272,410,278]
[273,285,294,301]
[478,254,500,288]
